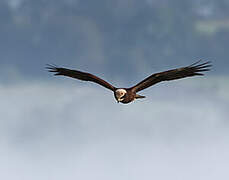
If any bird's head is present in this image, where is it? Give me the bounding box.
[115,89,127,103]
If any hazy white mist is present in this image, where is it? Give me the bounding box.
[0,77,229,180]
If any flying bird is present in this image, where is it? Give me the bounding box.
[47,60,211,104]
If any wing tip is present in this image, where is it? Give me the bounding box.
[190,60,212,73]
[46,64,61,75]
[187,60,212,77]
[190,59,212,66]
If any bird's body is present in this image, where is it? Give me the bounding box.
[47,60,211,104]
[114,88,145,104]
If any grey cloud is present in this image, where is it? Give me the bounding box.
[0,77,228,180]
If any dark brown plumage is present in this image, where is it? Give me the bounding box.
[47,64,116,91]
[47,60,211,104]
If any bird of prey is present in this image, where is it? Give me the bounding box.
[47,60,211,104]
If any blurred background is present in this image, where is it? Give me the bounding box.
[0,0,229,179]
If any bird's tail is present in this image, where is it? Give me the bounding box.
[136,94,146,99]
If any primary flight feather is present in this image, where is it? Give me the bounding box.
[47,60,211,104]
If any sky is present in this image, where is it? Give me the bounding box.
[1,0,229,179]
[1,79,229,180]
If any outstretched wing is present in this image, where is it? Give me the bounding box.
[130,60,211,92]
[46,65,116,91]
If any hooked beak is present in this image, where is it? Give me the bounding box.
[117,98,123,103]
[117,95,125,103]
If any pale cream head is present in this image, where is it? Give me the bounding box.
[115,89,127,102]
